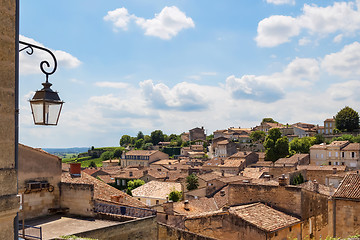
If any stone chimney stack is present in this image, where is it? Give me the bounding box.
[70,163,81,177]
[278,174,287,186]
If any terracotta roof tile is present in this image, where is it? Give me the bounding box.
[333,173,360,199]
[173,198,219,216]
[61,172,146,208]
[297,165,346,171]
[132,181,182,199]
[125,150,160,156]
[229,203,301,232]
[342,143,360,151]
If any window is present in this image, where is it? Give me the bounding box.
[342,152,345,158]
[316,154,318,159]
[329,162,332,165]
[335,152,338,157]
[321,154,324,159]
[352,152,356,158]
[156,200,159,205]
[329,152,331,157]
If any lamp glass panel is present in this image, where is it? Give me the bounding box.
[45,102,62,125]
[30,101,44,124]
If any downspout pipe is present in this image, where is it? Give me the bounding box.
[14,0,20,239]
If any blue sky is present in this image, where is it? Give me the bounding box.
[19,0,360,148]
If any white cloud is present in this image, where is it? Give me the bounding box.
[266,0,295,5]
[104,6,194,40]
[327,80,360,101]
[103,7,133,31]
[298,37,310,46]
[225,57,319,102]
[333,34,343,43]
[321,42,360,78]
[19,35,81,75]
[255,15,300,47]
[256,1,360,47]
[135,6,195,40]
[95,81,129,89]
[140,79,209,111]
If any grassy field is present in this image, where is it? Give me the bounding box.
[62,156,103,167]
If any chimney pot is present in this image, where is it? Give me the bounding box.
[70,163,81,176]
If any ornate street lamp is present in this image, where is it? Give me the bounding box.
[19,41,64,125]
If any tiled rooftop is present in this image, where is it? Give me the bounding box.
[131,181,182,199]
[297,165,346,171]
[229,203,301,232]
[125,150,159,156]
[61,172,146,208]
[172,198,219,216]
[342,143,360,151]
[333,173,360,199]
[298,181,335,196]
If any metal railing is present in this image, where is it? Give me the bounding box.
[18,224,42,240]
[94,202,156,218]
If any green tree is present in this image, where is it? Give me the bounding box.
[262,118,278,123]
[332,134,355,143]
[292,173,304,185]
[143,142,153,150]
[151,130,165,145]
[206,134,214,141]
[101,151,114,160]
[137,131,144,140]
[186,173,199,191]
[289,137,315,154]
[126,179,145,196]
[250,130,266,143]
[135,139,144,149]
[144,135,152,144]
[89,161,97,168]
[264,128,289,162]
[120,135,132,146]
[335,106,359,132]
[113,148,123,158]
[313,134,325,144]
[168,189,182,202]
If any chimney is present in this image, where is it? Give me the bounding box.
[184,200,190,211]
[278,174,287,186]
[333,168,337,174]
[264,174,271,181]
[313,180,319,193]
[143,170,148,175]
[221,170,225,176]
[220,190,226,197]
[70,163,81,177]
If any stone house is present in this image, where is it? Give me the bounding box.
[189,127,206,141]
[0,2,18,238]
[275,153,310,167]
[214,140,237,158]
[18,144,62,220]
[227,179,333,239]
[120,150,169,167]
[254,122,283,133]
[310,141,360,168]
[185,203,302,240]
[296,165,347,185]
[328,173,360,238]
[132,181,182,206]
[61,165,147,217]
[317,118,336,135]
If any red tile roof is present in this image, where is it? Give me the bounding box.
[61,172,146,208]
[229,203,301,232]
[333,173,360,200]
